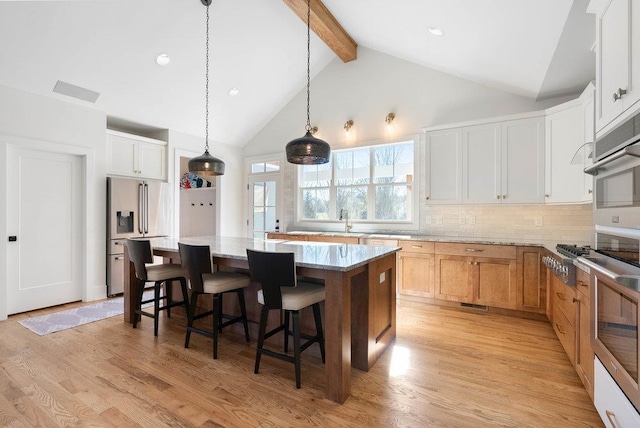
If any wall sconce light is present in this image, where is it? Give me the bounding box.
[344,120,354,133]
[310,126,318,135]
[385,113,396,127]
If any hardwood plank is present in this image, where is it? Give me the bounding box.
[0,298,603,427]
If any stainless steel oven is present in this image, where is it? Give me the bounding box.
[578,227,640,412]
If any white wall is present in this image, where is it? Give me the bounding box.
[243,47,577,231]
[244,47,574,157]
[0,84,107,320]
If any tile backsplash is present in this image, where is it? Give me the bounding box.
[419,203,593,246]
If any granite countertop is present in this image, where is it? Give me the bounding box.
[148,236,400,272]
[279,230,549,248]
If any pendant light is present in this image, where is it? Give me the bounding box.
[285,0,331,165]
[189,0,225,176]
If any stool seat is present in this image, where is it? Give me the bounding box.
[203,272,250,294]
[257,281,324,311]
[146,264,187,282]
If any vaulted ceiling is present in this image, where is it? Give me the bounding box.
[0,0,594,146]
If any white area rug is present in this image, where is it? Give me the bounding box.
[18,292,153,336]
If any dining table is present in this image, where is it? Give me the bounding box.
[122,235,400,404]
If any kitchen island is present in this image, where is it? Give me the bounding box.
[123,235,400,404]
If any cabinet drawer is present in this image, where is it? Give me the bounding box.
[576,268,591,300]
[552,303,576,367]
[360,238,399,247]
[398,240,434,254]
[552,276,577,323]
[595,358,640,428]
[435,242,516,259]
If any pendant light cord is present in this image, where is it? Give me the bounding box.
[205,3,210,152]
[305,0,311,133]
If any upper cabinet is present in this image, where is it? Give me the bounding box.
[106,130,167,180]
[424,115,544,205]
[590,0,640,135]
[544,86,595,204]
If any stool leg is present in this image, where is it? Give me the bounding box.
[292,310,301,389]
[133,279,145,329]
[237,289,250,342]
[185,292,199,348]
[180,278,190,315]
[212,294,220,359]
[284,310,290,353]
[313,303,325,363]
[255,306,269,374]
[217,293,224,333]
[166,280,173,318]
[154,281,161,336]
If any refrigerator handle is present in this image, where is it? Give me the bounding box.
[138,183,143,234]
[144,183,149,234]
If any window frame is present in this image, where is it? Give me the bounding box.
[293,136,420,233]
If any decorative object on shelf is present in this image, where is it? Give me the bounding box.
[180,172,213,189]
[189,0,226,177]
[285,0,331,165]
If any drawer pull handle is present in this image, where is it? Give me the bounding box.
[114,256,124,261]
[572,297,579,304]
[605,410,618,428]
[555,323,566,335]
[411,245,423,249]
[556,292,566,301]
[465,248,483,252]
[577,281,587,287]
[612,88,627,102]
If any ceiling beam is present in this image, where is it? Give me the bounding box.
[283,0,357,63]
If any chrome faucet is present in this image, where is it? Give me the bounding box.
[339,208,353,233]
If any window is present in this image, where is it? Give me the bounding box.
[300,140,414,223]
[251,160,280,173]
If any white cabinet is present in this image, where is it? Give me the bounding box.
[462,117,544,204]
[106,130,167,180]
[424,115,544,205]
[594,357,640,427]
[590,0,640,134]
[424,128,463,204]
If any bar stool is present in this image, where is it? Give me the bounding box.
[126,239,189,337]
[246,249,325,389]
[179,242,251,359]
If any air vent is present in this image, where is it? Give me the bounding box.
[460,302,488,311]
[53,80,100,103]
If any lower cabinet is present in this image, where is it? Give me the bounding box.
[575,268,594,401]
[517,247,546,314]
[397,240,435,298]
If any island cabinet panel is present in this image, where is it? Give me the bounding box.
[517,247,547,314]
[266,232,308,241]
[474,258,517,309]
[307,235,360,245]
[397,240,435,298]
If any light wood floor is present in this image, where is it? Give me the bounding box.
[0,299,603,427]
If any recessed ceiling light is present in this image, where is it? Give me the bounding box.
[427,27,444,37]
[228,87,240,96]
[155,53,170,66]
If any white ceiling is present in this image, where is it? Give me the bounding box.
[0,0,594,147]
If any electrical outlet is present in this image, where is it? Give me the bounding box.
[468,216,476,225]
[534,216,543,226]
[433,215,443,225]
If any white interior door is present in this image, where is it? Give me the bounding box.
[6,147,82,314]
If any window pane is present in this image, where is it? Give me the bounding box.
[253,210,265,231]
[251,163,265,173]
[336,187,368,220]
[265,207,276,231]
[265,161,280,172]
[253,183,265,207]
[334,148,369,186]
[375,185,410,220]
[374,143,413,184]
[302,188,330,219]
[265,181,276,206]
[301,160,332,187]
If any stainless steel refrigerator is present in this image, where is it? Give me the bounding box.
[106,177,171,296]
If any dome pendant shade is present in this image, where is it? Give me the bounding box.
[188,150,225,176]
[286,132,331,165]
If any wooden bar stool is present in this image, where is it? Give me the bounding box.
[126,239,189,336]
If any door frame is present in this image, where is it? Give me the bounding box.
[0,134,94,321]
[244,154,283,238]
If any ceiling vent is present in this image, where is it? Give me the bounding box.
[52,80,100,103]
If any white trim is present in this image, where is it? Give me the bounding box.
[595,225,640,239]
[421,110,545,133]
[0,133,97,321]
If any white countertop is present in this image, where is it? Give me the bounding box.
[148,236,400,272]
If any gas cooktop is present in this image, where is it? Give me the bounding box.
[556,244,591,259]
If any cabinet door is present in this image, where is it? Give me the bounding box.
[517,247,546,314]
[398,252,434,297]
[545,105,586,203]
[501,117,545,204]
[434,255,472,302]
[596,0,629,130]
[138,142,166,180]
[424,128,463,204]
[107,133,138,177]
[577,292,594,400]
[463,123,501,204]
[473,258,517,309]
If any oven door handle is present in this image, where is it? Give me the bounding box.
[577,256,640,290]
[584,144,640,176]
